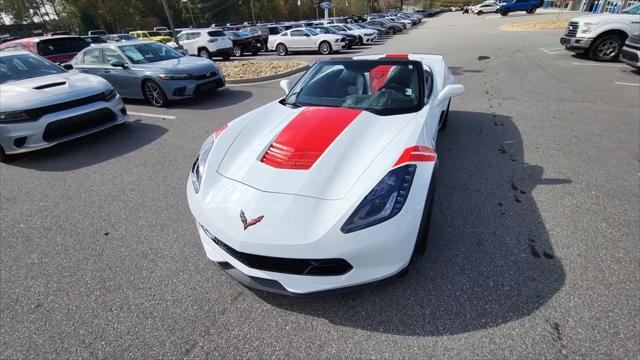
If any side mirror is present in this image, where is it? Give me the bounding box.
[110,59,128,69]
[61,63,73,70]
[436,84,464,105]
[280,79,291,94]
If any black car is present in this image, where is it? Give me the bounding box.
[242,26,270,51]
[310,26,356,49]
[364,20,402,35]
[81,35,107,44]
[224,31,263,56]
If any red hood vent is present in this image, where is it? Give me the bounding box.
[261,106,362,170]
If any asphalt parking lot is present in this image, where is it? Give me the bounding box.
[2,12,639,359]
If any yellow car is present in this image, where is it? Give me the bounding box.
[129,31,172,43]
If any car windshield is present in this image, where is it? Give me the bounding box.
[118,34,136,40]
[0,53,65,84]
[284,60,422,116]
[345,25,358,30]
[147,31,162,37]
[37,38,89,56]
[621,3,639,13]
[234,31,252,37]
[118,42,183,64]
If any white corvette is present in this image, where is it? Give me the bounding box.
[187,54,464,295]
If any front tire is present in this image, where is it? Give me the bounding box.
[276,43,288,56]
[143,80,169,107]
[589,34,624,61]
[198,48,210,59]
[527,6,537,14]
[318,41,332,55]
[476,10,483,15]
[357,35,363,46]
[500,8,510,16]
[232,45,242,57]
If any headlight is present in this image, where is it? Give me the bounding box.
[341,164,416,233]
[158,73,192,80]
[103,87,117,101]
[0,110,32,123]
[581,21,598,34]
[191,123,228,193]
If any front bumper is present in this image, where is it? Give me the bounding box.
[620,45,640,69]
[560,36,593,52]
[186,173,422,295]
[0,95,127,155]
[160,73,225,100]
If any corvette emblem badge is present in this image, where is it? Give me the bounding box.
[240,210,264,230]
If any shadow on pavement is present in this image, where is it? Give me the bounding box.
[256,110,568,336]
[6,119,167,172]
[124,88,253,111]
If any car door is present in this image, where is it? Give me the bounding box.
[99,47,139,98]
[177,32,196,54]
[289,29,311,50]
[76,47,103,75]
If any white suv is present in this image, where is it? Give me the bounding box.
[169,29,233,60]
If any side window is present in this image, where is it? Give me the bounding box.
[177,33,187,42]
[132,33,139,38]
[291,30,306,37]
[189,33,202,40]
[103,48,125,65]
[83,48,102,65]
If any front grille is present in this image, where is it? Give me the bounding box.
[42,108,116,142]
[25,91,109,120]
[565,21,579,37]
[195,78,224,94]
[192,71,217,81]
[201,226,353,276]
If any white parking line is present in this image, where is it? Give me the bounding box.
[539,47,566,55]
[571,62,627,67]
[128,111,176,119]
[615,81,640,86]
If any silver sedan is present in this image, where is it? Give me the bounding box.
[70,41,225,107]
[0,51,128,162]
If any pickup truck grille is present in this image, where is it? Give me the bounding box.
[565,21,579,37]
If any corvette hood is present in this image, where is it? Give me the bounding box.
[217,103,414,200]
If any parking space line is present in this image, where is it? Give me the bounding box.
[571,62,627,67]
[128,111,176,119]
[539,47,566,55]
[615,81,640,86]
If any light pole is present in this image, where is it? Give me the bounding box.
[160,0,180,47]
[182,0,195,27]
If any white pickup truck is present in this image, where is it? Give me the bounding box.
[560,3,640,61]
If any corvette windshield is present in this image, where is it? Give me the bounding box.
[284,60,422,116]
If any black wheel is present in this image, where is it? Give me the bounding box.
[232,45,242,57]
[412,172,437,257]
[259,41,267,52]
[143,80,168,107]
[198,48,210,59]
[276,43,287,56]
[500,8,510,16]
[589,34,624,61]
[439,100,451,130]
[476,10,483,15]
[318,41,332,55]
[357,35,363,46]
[528,6,537,13]
[391,28,397,35]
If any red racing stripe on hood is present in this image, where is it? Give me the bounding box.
[261,106,362,170]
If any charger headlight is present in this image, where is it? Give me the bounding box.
[341,164,416,233]
[0,110,32,123]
